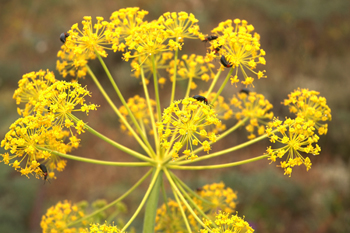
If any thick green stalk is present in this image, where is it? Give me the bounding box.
[94,53,156,157]
[142,168,162,233]
[86,65,153,157]
[66,169,153,228]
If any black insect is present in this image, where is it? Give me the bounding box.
[220,55,232,68]
[192,95,208,105]
[240,88,250,95]
[38,164,50,183]
[202,35,218,42]
[60,32,70,43]
[214,45,222,54]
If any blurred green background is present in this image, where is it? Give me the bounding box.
[1,0,350,232]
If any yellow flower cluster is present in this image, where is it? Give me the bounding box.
[85,221,121,233]
[13,69,56,116]
[0,115,70,179]
[266,117,320,177]
[265,89,332,177]
[168,54,215,89]
[155,182,238,232]
[40,200,89,233]
[119,95,157,135]
[231,90,274,139]
[158,98,220,160]
[208,19,266,87]
[200,211,254,233]
[1,71,98,178]
[283,88,331,135]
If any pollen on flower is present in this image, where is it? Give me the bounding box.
[159,98,220,160]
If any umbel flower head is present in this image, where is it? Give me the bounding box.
[158,98,220,160]
[209,19,266,87]
[231,90,274,139]
[283,88,331,135]
[0,115,70,179]
[40,200,89,233]
[13,70,56,116]
[266,117,320,177]
[200,211,254,233]
[64,16,114,58]
[158,11,202,41]
[38,81,98,133]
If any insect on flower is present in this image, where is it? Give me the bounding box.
[240,88,250,95]
[192,95,208,105]
[220,55,232,68]
[60,32,69,43]
[38,164,50,183]
[202,35,218,42]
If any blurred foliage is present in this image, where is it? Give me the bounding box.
[0,0,350,232]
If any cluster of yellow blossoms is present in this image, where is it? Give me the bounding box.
[1,70,97,180]
[0,6,332,233]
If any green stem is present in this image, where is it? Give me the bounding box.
[37,146,152,166]
[142,168,162,233]
[68,114,154,163]
[168,154,269,170]
[172,185,192,233]
[210,67,234,104]
[94,53,156,157]
[139,59,159,157]
[121,167,161,232]
[205,68,222,98]
[151,54,162,121]
[163,168,211,232]
[184,76,193,98]
[173,131,270,165]
[86,64,153,157]
[66,169,153,228]
[170,47,179,104]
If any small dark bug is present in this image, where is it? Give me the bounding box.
[192,95,208,105]
[60,32,70,43]
[202,35,218,42]
[240,88,250,95]
[220,55,232,68]
[214,45,222,54]
[38,164,50,183]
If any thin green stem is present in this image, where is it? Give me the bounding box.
[205,68,222,98]
[66,169,153,228]
[36,146,152,167]
[86,64,153,157]
[172,185,192,233]
[68,114,154,163]
[170,47,179,104]
[94,52,156,157]
[122,166,162,232]
[184,76,193,98]
[151,54,162,121]
[210,67,234,104]
[168,154,269,170]
[173,131,270,165]
[140,59,159,157]
[163,168,211,232]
